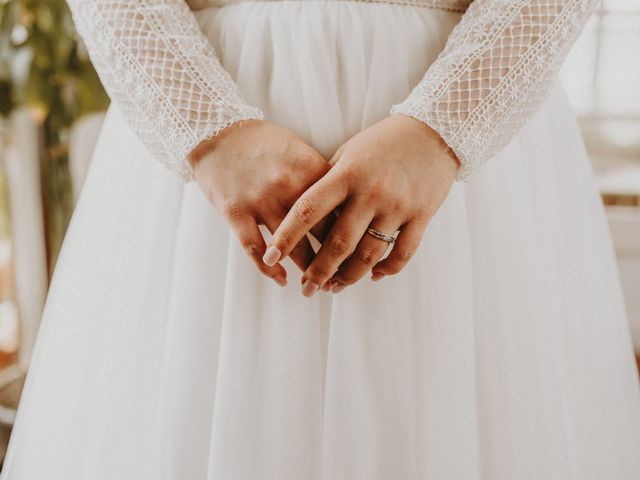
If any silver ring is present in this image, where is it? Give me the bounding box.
[366,227,396,244]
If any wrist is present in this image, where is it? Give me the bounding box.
[390,113,461,171]
[426,125,461,171]
[187,118,265,170]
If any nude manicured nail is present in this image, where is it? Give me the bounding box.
[263,246,281,266]
[302,278,319,297]
[371,272,385,281]
[332,283,346,293]
[273,274,287,287]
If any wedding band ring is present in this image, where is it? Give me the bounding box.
[366,227,396,244]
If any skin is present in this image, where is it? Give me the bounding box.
[189,114,460,296]
[187,119,336,287]
[263,113,460,296]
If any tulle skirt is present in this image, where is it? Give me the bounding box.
[3,2,640,479]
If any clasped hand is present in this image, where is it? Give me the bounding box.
[188,114,459,297]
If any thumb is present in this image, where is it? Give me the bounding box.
[328,143,346,167]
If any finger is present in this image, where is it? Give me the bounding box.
[308,211,340,292]
[263,169,348,267]
[300,199,374,297]
[288,235,316,272]
[261,208,316,273]
[316,208,361,292]
[309,209,338,244]
[310,204,344,248]
[329,216,400,293]
[328,143,345,167]
[371,218,427,280]
[230,214,288,286]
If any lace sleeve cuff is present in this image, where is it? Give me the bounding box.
[390,0,600,182]
[67,0,264,182]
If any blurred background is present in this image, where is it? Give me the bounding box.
[0,0,638,469]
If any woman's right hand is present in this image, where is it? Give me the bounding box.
[187,119,333,287]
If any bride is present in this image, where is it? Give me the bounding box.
[2,0,640,478]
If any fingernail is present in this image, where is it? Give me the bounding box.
[302,278,319,297]
[273,274,287,287]
[371,272,385,281]
[263,246,281,266]
[332,283,346,293]
[321,281,332,292]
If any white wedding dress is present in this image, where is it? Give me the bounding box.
[2,1,640,479]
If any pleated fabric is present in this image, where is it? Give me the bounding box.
[2,2,640,479]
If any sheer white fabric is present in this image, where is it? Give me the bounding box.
[390,0,601,180]
[66,0,264,181]
[3,3,640,478]
[186,0,472,11]
[67,0,599,182]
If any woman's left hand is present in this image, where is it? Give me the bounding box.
[263,113,460,297]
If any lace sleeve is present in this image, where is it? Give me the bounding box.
[66,0,264,181]
[390,0,600,181]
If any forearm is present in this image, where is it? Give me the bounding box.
[67,0,263,181]
[390,0,600,181]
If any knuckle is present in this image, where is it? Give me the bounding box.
[326,233,352,256]
[243,242,263,259]
[355,246,380,267]
[413,205,433,223]
[364,179,391,203]
[396,248,415,263]
[335,168,350,188]
[388,249,415,273]
[272,173,295,191]
[277,230,296,251]
[342,165,361,189]
[308,264,333,281]
[292,197,317,225]
[250,186,269,201]
[336,272,357,286]
[389,196,407,214]
[296,151,317,166]
[221,198,248,222]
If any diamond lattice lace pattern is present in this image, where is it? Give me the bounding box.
[68,0,599,182]
[391,0,600,180]
[68,0,264,181]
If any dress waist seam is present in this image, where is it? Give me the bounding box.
[187,0,471,13]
